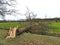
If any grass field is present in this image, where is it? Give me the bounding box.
[0,29,60,45]
[0,21,60,33]
[0,21,60,45]
[0,22,29,29]
[48,22,60,33]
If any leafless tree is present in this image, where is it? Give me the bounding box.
[0,0,16,21]
[25,7,37,21]
[25,7,37,26]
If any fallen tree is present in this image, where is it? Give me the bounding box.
[6,26,31,39]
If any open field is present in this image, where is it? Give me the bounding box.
[0,30,60,45]
[48,22,60,33]
[0,22,29,29]
[0,21,60,45]
[0,21,60,33]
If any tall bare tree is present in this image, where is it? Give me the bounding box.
[25,7,37,21]
[0,0,16,21]
[25,7,37,26]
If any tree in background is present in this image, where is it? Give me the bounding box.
[25,7,37,26]
[25,7,37,21]
[0,0,16,21]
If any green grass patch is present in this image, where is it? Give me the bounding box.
[50,22,60,27]
[48,22,60,33]
[0,22,29,29]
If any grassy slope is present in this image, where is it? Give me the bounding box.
[0,29,60,45]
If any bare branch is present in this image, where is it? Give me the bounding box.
[0,0,16,20]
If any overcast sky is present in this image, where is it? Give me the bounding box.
[16,0,60,18]
[0,0,60,20]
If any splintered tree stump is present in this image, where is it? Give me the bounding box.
[6,26,19,39]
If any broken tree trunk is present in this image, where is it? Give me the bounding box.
[6,26,31,39]
[17,26,31,35]
[6,26,19,39]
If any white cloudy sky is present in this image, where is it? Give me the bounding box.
[16,0,60,18]
[0,0,60,20]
